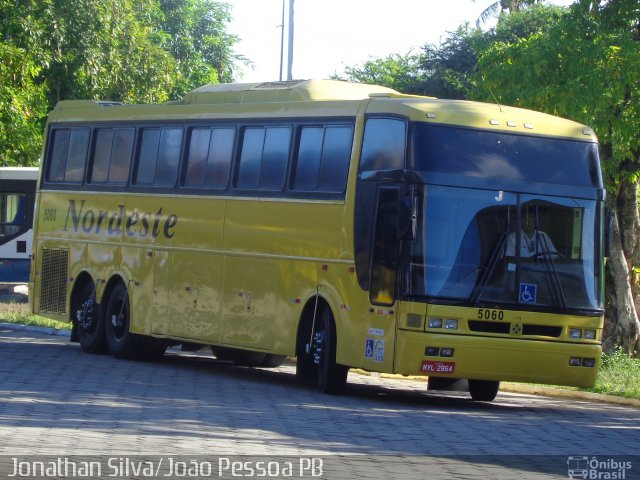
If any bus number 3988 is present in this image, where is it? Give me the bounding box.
[477,309,505,321]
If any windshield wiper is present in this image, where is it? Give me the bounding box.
[535,235,567,310]
[470,231,507,305]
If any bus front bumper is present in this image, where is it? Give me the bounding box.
[395,330,601,388]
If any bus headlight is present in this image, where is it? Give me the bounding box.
[584,329,596,340]
[569,357,582,366]
[428,318,443,328]
[569,328,582,339]
[444,319,458,330]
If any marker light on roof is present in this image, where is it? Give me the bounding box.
[490,119,500,125]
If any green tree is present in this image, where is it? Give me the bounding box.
[419,25,485,99]
[0,43,47,165]
[473,0,640,354]
[474,0,543,26]
[0,0,242,165]
[0,0,50,165]
[332,52,425,94]
[154,0,243,98]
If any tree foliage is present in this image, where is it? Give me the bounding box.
[333,53,426,95]
[0,0,241,166]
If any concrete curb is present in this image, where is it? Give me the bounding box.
[362,369,640,408]
[0,322,71,338]
[2,322,638,408]
[499,382,640,409]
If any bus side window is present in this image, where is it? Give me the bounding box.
[185,127,235,189]
[135,127,182,187]
[47,128,90,183]
[91,128,134,185]
[359,118,406,172]
[292,125,353,193]
[236,126,291,191]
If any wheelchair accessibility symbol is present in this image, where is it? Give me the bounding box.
[519,283,537,303]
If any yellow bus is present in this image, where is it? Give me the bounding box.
[30,80,605,401]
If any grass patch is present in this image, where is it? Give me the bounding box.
[588,348,640,400]
[0,301,70,330]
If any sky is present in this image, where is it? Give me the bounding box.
[224,0,575,83]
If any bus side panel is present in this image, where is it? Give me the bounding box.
[34,192,126,320]
[314,263,397,374]
[124,195,225,341]
[221,199,342,353]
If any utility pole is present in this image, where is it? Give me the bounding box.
[287,0,294,80]
[279,0,285,81]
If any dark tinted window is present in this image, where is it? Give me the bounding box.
[260,127,290,190]
[47,128,90,183]
[110,129,135,183]
[359,118,405,172]
[237,128,263,189]
[410,124,601,187]
[185,127,235,188]
[91,128,134,184]
[293,125,353,192]
[135,127,182,186]
[236,126,291,190]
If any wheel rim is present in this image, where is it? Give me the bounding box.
[110,296,127,341]
[77,294,97,333]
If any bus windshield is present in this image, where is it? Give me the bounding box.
[410,124,601,187]
[404,185,602,311]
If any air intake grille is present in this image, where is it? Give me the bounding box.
[39,248,69,315]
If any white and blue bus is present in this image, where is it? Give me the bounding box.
[0,167,37,283]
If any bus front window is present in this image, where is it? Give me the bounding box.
[404,185,601,311]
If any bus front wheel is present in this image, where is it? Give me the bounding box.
[75,281,107,354]
[314,308,348,394]
[468,380,500,402]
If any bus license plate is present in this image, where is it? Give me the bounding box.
[421,360,455,374]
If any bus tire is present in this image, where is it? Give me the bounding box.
[75,281,107,354]
[104,282,139,359]
[315,307,348,394]
[468,380,500,402]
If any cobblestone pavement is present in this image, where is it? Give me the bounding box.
[1,327,639,479]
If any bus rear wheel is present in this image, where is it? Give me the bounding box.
[105,282,138,359]
[468,380,500,402]
[75,281,107,354]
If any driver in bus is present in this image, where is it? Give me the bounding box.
[505,215,558,258]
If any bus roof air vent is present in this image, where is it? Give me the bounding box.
[182,80,399,105]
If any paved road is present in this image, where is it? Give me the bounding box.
[0,327,639,479]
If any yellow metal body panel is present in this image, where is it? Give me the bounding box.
[394,303,602,387]
[31,80,602,388]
